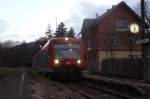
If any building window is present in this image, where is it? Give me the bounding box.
[87,40,91,51]
[115,18,128,31]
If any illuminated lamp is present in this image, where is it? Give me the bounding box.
[54,59,59,64]
[65,37,69,41]
[77,59,81,64]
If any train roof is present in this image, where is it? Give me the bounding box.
[48,37,81,42]
[33,37,82,59]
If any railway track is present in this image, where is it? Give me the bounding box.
[80,81,141,99]
[82,72,150,98]
[30,69,149,99]
[62,81,122,99]
[61,78,146,99]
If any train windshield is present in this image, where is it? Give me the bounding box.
[54,43,80,59]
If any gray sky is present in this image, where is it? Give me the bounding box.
[0,0,141,42]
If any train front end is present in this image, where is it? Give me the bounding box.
[50,37,85,79]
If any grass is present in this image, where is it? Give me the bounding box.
[0,70,13,77]
[31,69,53,82]
[31,69,41,76]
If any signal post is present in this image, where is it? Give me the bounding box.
[141,0,150,82]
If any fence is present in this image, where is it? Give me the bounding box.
[101,58,144,79]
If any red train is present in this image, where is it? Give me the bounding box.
[32,37,85,79]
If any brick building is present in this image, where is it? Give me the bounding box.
[81,1,142,72]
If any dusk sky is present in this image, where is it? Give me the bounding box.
[0,0,142,42]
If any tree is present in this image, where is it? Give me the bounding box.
[55,22,67,37]
[67,27,75,37]
[134,1,150,38]
[142,1,150,37]
[134,1,150,25]
[145,1,150,28]
[45,24,52,36]
[0,43,2,66]
[2,40,15,48]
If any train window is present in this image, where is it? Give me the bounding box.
[54,43,80,59]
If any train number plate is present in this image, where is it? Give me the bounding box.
[66,61,71,64]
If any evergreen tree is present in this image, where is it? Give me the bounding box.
[67,27,75,37]
[45,24,52,36]
[55,22,67,37]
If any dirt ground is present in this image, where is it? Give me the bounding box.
[31,76,86,99]
[0,68,85,99]
[0,68,32,99]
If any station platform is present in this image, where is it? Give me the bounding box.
[82,71,150,94]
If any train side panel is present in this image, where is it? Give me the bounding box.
[32,41,52,72]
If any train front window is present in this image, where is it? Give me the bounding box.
[54,43,80,59]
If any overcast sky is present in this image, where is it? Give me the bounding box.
[0,0,142,42]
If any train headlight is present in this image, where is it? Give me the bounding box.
[54,59,59,64]
[65,37,69,41]
[77,59,81,64]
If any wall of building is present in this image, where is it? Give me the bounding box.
[97,50,142,72]
[96,5,141,50]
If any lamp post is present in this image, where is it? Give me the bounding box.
[129,23,140,58]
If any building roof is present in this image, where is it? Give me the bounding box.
[81,18,96,33]
[81,1,141,33]
[96,1,140,24]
